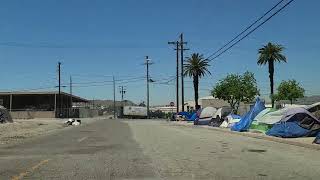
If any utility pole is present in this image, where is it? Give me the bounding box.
[58,62,62,118]
[119,86,126,117]
[113,76,116,119]
[180,33,189,112]
[69,76,72,118]
[144,56,153,119]
[168,41,180,113]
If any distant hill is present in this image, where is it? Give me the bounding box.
[278,96,320,105]
[89,100,136,108]
[295,96,320,105]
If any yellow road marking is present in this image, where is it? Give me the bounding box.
[11,159,50,180]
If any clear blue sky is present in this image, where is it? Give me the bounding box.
[0,0,319,105]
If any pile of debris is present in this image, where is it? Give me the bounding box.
[64,119,81,126]
[0,106,13,124]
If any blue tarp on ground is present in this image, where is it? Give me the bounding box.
[266,121,319,138]
[177,112,193,119]
[313,132,320,144]
[177,111,198,121]
[231,98,265,132]
[187,113,198,121]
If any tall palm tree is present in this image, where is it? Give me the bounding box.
[257,42,286,108]
[184,53,211,110]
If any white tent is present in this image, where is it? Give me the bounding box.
[254,108,287,125]
[199,107,217,119]
[213,107,232,119]
[220,114,241,128]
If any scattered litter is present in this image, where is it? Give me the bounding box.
[64,119,82,126]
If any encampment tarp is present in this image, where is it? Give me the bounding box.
[266,121,319,138]
[187,113,198,121]
[177,112,193,120]
[231,98,265,132]
[266,108,320,138]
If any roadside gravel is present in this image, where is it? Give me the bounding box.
[0,117,105,145]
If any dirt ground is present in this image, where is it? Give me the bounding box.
[0,117,107,145]
[0,119,64,145]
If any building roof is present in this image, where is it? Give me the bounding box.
[0,91,88,102]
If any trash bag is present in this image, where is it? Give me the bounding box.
[64,119,81,126]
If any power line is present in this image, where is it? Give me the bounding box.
[70,76,146,85]
[208,0,294,61]
[206,0,286,59]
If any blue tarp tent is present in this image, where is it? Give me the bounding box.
[266,111,320,138]
[266,121,319,138]
[231,98,265,132]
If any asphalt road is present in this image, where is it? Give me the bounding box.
[0,119,319,180]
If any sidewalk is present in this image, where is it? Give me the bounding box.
[170,121,320,150]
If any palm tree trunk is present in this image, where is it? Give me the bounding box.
[268,60,275,108]
[193,75,199,110]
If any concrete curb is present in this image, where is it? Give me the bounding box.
[170,121,320,151]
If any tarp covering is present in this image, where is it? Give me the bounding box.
[187,113,198,121]
[266,121,319,138]
[0,106,13,123]
[266,108,320,138]
[177,112,193,119]
[231,98,265,132]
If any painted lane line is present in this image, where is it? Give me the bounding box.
[77,136,88,142]
[11,159,50,180]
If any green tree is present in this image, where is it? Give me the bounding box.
[211,71,259,113]
[184,53,211,109]
[257,42,287,108]
[274,80,305,105]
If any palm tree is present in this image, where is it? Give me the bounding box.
[184,53,211,110]
[257,42,286,108]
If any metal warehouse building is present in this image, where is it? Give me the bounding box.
[0,91,91,119]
